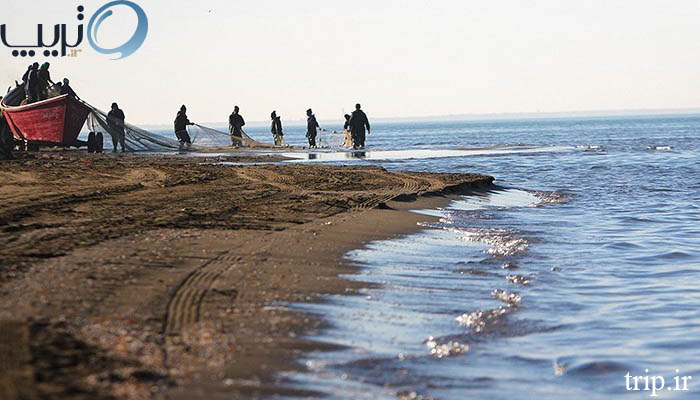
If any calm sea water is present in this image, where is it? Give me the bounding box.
[233,115,700,400]
[166,116,700,398]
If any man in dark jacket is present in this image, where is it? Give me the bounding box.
[21,65,31,86]
[229,106,246,146]
[306,108,320,148]
[37,62,54,101]
[107,102,126,153]
[0,106,14,160]
[59,78,79,99]
[25,63,39,104]
[271,111,284,146]
[350,103,371,149]
[174,105,194,149]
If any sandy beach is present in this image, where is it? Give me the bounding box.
[0,152,493,399]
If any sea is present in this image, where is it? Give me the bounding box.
[178,115,700,399]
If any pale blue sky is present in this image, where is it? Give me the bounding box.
[2,0,700,123]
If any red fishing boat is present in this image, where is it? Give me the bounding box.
[0,85,91,148]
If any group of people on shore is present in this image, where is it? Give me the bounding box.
[173,104,371,150]
[18,62,78,104]
[303,104,371,149]
[225,103,371,149]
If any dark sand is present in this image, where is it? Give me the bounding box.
[0,152,493,399]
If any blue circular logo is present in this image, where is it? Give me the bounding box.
[87,1,148,60]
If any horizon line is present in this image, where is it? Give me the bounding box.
[134,106,700,128]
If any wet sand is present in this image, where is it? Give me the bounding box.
[0,152,493,399]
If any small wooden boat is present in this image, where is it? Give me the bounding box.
[0,86,91,147]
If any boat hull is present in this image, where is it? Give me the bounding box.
[1,93,90,145]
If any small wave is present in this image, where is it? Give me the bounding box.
[397,391,435,400]
[456,306,514,333]
[560,360,632,377]
[454,228,530,257]
[424,337,470,359]
[576,145,606,152]
[533,190,570,205]
[491,289,522,306]
[506,275,532,285]
[453,269,501,277]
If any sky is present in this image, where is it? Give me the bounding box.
[1,0,700,124]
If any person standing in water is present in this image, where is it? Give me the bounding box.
[306,108,320,148]
[107,102,126,153]
[229,106,246,146]
[350,103,371,149]
[271,111,284,146]
[343,114,353,148]
[174,105,195,149]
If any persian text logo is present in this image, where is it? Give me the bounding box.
[0,2,149,60]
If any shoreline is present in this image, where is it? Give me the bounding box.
[0,152,493,399]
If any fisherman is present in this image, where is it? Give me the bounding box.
[271,111,284,146]
[37,62,54,101]
[0,105,14,160]
[174,105,194,149]
[21,64,31,86]
[107,102,127,153]
[350,103,371,149]
[25,63,39,104]
[343,114,353,148]
[306,108,320,148]
[59,78,79,99]
[228,106,246,146]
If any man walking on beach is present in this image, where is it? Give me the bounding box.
[107,103,127,153]
[350,103,371,149]
[229,106,246,146]
[271,111,284,146]
[306,108,320,148]
[175,105,195,149]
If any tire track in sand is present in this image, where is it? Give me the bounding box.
[163,252,241,336]
[353,173,427,211]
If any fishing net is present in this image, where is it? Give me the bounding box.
[84,102,271,152]
[86,107,182,152]
[189,124,270,148]
[318,129,349,148]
